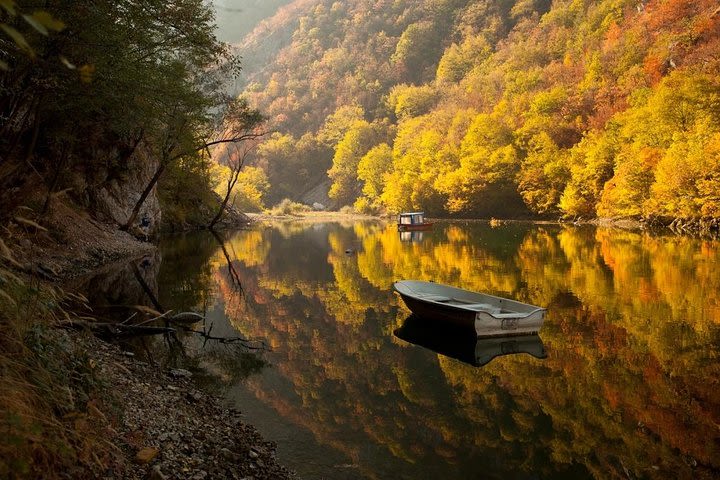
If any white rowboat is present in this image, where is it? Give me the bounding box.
[393,280,546,337]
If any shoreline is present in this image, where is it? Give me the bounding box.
[250,211,719,237]
[2,201,297,479]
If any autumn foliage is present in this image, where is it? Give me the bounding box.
[242,0,720,221]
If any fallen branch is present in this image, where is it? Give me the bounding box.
[60,320,175,337]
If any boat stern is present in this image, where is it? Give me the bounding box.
[474,309,546,338]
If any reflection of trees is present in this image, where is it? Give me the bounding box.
[210,222,720,479]
[157,232,220,311]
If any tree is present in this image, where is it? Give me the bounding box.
[1,0,254,228]
[122,98,264,232]
[209,130,266,229]
[559,130,618,218]
[232,166,271,213]
[356,143,393,210]
[517,132,570,215]
[327,120,385,206]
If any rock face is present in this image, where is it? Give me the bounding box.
[300,179,338,210]
[83,142,162,236]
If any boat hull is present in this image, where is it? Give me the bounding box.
[397,293,476,330]
[397,222,433,231]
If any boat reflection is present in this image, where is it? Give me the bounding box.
[399,230,425,242]
[394,315,547,366]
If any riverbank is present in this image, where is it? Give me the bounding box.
[68,330,296,479]
[247,210,379,223]
[0,202,296,479]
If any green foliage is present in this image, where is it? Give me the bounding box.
[435,112,520,213]
[387,84,439,120]
[1,0,245,224]
[436,36,491,84]
[352,196,374,214]
[328,120,388,206]
[559,130,618,218]
[357,143,393,209]
[232,166,270,213]
[391,21,442,83]
[517,133,571,215]
[158,155,218,230]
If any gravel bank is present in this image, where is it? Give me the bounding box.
[86,334,297,480]
[6,199,297,479]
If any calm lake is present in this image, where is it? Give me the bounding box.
[85,220,720,479]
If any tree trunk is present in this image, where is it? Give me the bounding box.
[121,160,167,231]
[208,167,241,229]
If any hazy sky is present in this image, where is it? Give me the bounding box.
[212,0,292,43]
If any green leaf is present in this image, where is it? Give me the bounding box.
[1,24,34,57]
[22,14,48,35]
[0,0,17,16]
[0,58,8,70]
[29,11,65,32]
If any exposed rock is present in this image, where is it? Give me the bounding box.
[136,447,160,464]
[299,179,338,210]
[80,336,297,479]
[148,465,167,480]
[8,199,155,280]
[86,142,162,236]
[170,368,193,379]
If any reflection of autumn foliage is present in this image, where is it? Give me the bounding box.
[206,223,719,479]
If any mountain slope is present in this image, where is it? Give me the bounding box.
[238,0,720,222]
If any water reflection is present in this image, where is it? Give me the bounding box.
[110,221,720,479]
[394,315,547,366]
[399,230,425,242]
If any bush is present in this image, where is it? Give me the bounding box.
[355,197,382,214]
[269,198,311,216]
[340,205,356,215]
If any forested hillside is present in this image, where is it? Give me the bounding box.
[240,0,720,221]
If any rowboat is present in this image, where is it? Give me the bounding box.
[392,280,546,337]
[394,315,546,366]
[397,212,433,231]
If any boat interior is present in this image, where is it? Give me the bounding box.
[413,293,504,314]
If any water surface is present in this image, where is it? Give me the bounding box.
[146,220,720,479]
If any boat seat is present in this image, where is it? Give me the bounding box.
[459,303,502,314]
[416,293,452,302]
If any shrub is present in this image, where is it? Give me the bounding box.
[269,199,311,216]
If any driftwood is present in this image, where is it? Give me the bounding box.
[181,326,267,349]
[61,319,176,337]
[169,312,205,324]
[61,309,267,352]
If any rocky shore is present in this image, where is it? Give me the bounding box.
[83,334,296,480]
[3,199,297,479]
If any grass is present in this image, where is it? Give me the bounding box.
[0,266,119,479]
[268,198,312,216]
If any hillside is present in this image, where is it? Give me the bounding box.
[237,0,720,222]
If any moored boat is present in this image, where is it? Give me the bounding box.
[397,211,433,231]
[392,280,546,337]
